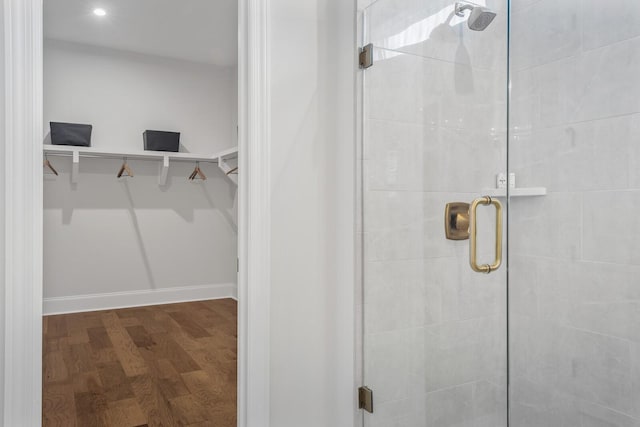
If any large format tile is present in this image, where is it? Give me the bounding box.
[366,0,508,71]
[510,114,638,192]
[420,315,506,392]
[363,329,413,404]
[364,119,429,192]
[510,0,582,70]
[509,193,582,259]
[511,320,637,415]
[583,191,640,265]
[582,0,640,50]
[364,259,440,333]
[510,377,640,427]
[366,48,504,131]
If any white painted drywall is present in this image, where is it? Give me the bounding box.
[44,39,237,153]
[0,4,5,420]
[269,0,356,426]
[43,39,238,305]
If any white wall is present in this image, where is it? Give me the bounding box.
[0,3,5,420]
[43,39,238,310]
[44,39,237,153]
[269,0,356,426]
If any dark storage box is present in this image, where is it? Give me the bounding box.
[143,130,180,152]
[50,122,92,147]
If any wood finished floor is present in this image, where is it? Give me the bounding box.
[42,299,237,427]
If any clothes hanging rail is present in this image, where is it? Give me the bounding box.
[43,145,238,185]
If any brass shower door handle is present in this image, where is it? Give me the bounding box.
[444,196,503,274]
[469,196,503,273]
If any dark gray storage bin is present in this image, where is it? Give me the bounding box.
[50,122,92,147]
[143,130,180,152]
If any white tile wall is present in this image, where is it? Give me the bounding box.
[510,0,640,425]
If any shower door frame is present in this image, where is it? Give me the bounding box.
[355,1,513,425]
[1,1,272,426]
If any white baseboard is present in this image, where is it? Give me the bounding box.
[43,283,237,315]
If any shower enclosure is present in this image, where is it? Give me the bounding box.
[358,0,640,425]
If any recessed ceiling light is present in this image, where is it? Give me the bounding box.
[93,8,107,17]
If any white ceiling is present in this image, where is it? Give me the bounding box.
[44,0,238,66]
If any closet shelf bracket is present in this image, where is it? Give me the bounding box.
[71,150,80,184]
[217,155,238,185]
[158,155,170,186]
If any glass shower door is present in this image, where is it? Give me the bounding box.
[359,0,509,425]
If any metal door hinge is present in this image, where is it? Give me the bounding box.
[359,44,373,69]
[358,386,373,413]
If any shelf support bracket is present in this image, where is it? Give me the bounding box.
[71,150,80,184]
[159,155,170,186]
[218,156,238,185]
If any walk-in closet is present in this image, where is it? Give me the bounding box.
[40,1,239,425]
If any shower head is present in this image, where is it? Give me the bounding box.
[455,2,497,31]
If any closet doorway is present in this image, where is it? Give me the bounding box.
[41,1,240,425]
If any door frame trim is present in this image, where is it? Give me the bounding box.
[238,0,271,425]
[2,0,271,425]
[2,0,44,424]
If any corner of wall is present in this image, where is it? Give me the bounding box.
[0,3,6,422]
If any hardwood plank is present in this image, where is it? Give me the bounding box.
[63,342,96,375]
[87,327,113,351]
[43,299,236,427]
[43,383,76,427]
[130,374,180,427]
[106,398,147,427]
[116,307,146,319]
[148,310,184,334]
[135,310,169,335]
[65,313,91,344]
[43,337,60,354]
[101,312,148,377]
[80,312,105,329]
[46,315,68,339]
[198,329,237,351]
[97,361,135,402]
[91,347,119,365]
[168,394,209,425]
[44,350,68,383]
[182,370,235,416]
[72,371,103,394]
[167,311,211,339]
[146,332,201,374]
[136,351,191,401]
[119,316,143,328]
[156,358,181,379]
[74,391,109,427]
[126,325,155,349]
